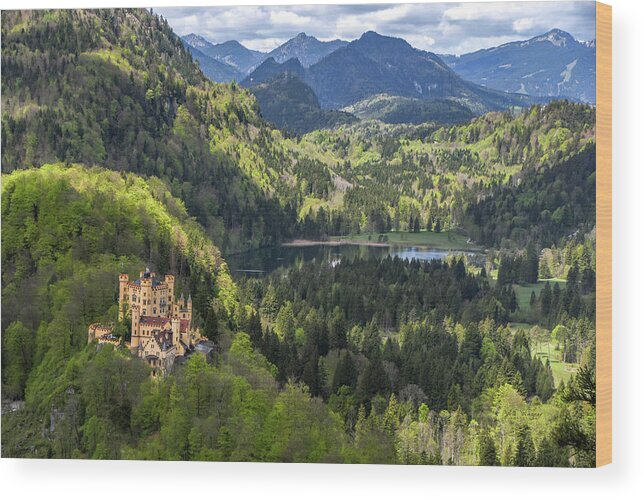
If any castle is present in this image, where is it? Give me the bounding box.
[88,268,202,377]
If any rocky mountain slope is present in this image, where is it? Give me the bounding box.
[441,29,596,103]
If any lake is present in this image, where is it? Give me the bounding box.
[226,243,482,275]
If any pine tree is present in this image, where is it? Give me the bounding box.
[513,425,536,467]
[478,434,500,466]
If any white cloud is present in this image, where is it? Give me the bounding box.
[269,10,312,27]
[513,18,535,33]
[405,34,437,51]
[158,2,596,56]
[241,37,289,52]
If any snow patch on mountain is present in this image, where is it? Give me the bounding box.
[560,59,578,83]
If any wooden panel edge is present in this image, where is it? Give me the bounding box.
[595,1,612,468]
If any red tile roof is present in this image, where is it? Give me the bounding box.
[139,316,171,327]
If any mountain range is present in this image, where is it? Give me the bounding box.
[441,29,596,103]
[182,33,264,74]
[181,31,348,78]
[243,31,538,114]
[178,28,591,132]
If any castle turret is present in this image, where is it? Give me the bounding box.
[187,294,193,322]
[130,304,141,350]
[118,273,129,321]
[140,271,152,316]
[165,274,175,307]
[171,316,183,355]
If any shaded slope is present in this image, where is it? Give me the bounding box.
[183,42,244,82]
[251,73,356,134]
[244,31,542,113]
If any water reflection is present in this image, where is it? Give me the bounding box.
[226,243,479,276]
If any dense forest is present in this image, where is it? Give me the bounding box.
[1,8,596,467]
[292,101,596,242]
[1,9,300,253]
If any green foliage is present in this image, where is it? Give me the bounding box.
[1,164,237,400]
[293,100,594,239]
[465,146,596,249]
[1,8,596,467]
[1,9,296,253]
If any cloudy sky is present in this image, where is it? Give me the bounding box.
[156,1,596,55]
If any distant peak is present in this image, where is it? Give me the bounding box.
[214,39,246,51]
[546,28,572,37]
[182,33,210,48]
[183,33,205,42]
[295,32,308,38]
[530,28,576,47]
[356,31,412,50]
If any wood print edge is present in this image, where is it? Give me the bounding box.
[596,1,612,468]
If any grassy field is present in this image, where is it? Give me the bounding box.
[533,341,579,387]
[512,278,567,311]
[488,277,566,314]
[509,322,578,387]
[330,230,478,251]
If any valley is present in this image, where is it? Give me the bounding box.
[1,7,597,467]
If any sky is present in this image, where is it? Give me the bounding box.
[156,1,596,55]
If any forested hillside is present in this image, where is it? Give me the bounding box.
[292,100,595,244]
[342,94,475,125]
[1,164,238,407]
[0,11,596,251]
[1,9,299,253]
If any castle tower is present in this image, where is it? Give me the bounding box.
[165,274,175,308]
[171,316,182,354]
[130,304,141,350]
[118,273,129,321]
[187,294,193,323]
[140,268,152,316]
